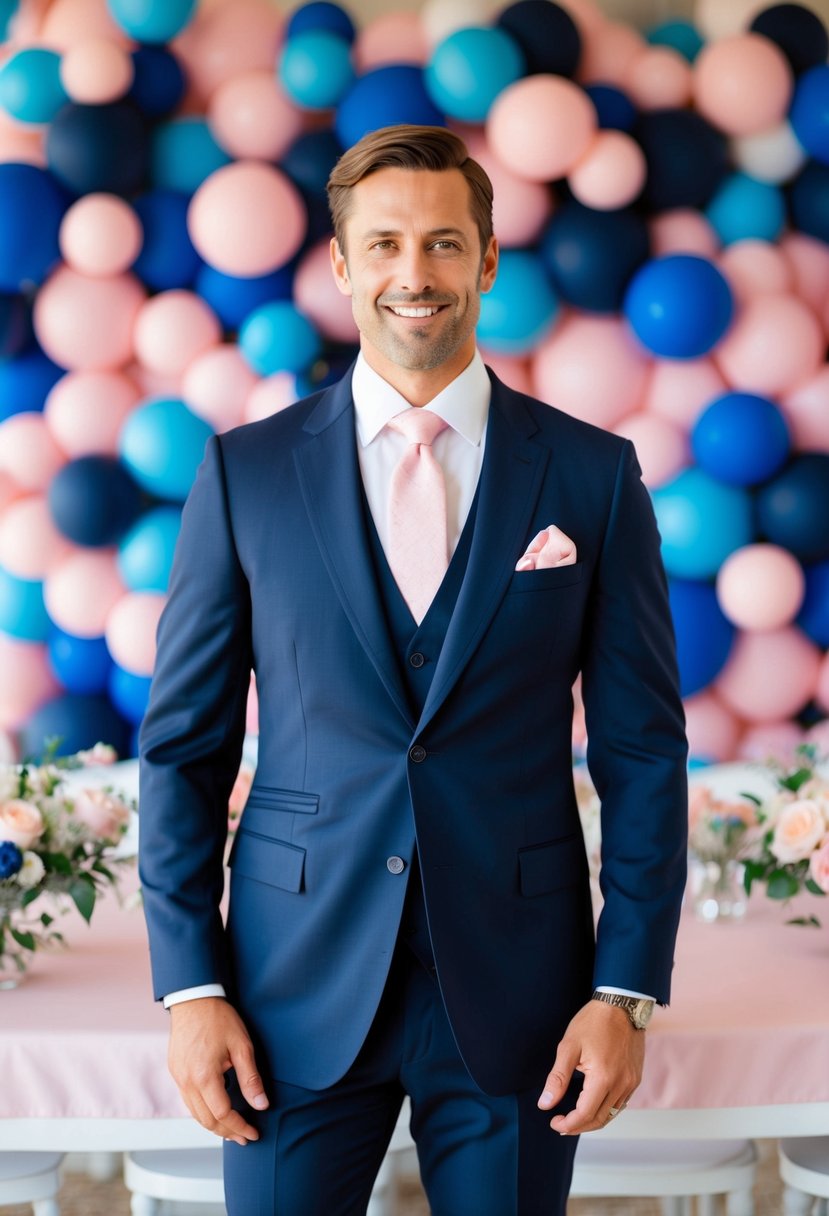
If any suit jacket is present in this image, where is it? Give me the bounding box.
[138,366,688,1096]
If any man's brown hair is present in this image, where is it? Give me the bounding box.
[327,124,494,259]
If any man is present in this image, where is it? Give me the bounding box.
[139,124,687,1216]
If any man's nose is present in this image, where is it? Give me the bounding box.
[398,247,432,295]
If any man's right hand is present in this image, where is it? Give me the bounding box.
[168,997,269,1146]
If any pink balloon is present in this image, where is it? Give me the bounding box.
[181,343,258,432]
[0,470,23,513]
[568,129,646,210]
[133,289,222,377]
[105,591,165,676]
[612,411,688,488]
[33,266,146,372]
[0,635,59,730]
[487,75,597,182]
[59,193,143,278]
[781,365,829,454]
[172,0,284,106]
[0,728,16,763]
[461,132,552,248]
[683,690,742,762]
[244,372,298,423]
[188,160,307,277]
[126,362,183,401]
[737,720,806,764]
[479,352,533,395]
[44,370,140,457]
[779,232,829,317]
[59,38,134,103]
[577,21,646,87]
[293,240,359,345]
[715,293,823,395]
[623,46,693,110]
[558,0,606,38]
[818,652,829,714]
[716,626,821,723]
[0,413,66,491]
[44,550,126,638]
[354,12,429,71]
[38,0,132,51]
[649,209,720,259]
[532,314,649,429]
[716,544,805,631]
[0,106,45,166]
[693,34,793,137]
[644,357,726,429]
[208,70,303,161]
[718,239,793,305]
[0,496,74,579]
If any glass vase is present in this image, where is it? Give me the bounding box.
[692,858,747,924]
[0,956,26,990]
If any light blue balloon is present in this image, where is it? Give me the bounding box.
[107,0,197,43]
[0,567,50,641]
[118,506,182,592]
[119,398,214,503]
[477,251,559,354]
[652,468,753,580]
[705,172,786,245]
[239,302,322,375]
[646,19,704,62]
[151,118,231,194]
[0,48,66,125]
[425,27,525,123]
[279,30,355,110]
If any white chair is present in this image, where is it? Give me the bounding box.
[0,1152,63,1215]
[779,1137,829,1215]
[570,1136,758,1216]
[123,1148,224,1215]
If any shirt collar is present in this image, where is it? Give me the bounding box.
[352,350,491,449]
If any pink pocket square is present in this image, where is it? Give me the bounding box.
[515,525,577,572]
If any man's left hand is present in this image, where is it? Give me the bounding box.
[537,1000,645,1135]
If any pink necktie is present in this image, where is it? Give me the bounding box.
[386,408,449,625]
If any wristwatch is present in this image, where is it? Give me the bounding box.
[591,991,655,1030]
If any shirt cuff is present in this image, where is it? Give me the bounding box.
[594,985,656,1001]
[163,984,227,1008]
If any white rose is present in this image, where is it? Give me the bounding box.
[0,768,19,803]
[17,851,45,889]
[0,799,45,850]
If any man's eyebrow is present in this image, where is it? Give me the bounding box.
[359,227,468,241]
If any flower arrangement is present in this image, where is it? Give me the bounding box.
[0,745,135,985]
[688,786,758,865]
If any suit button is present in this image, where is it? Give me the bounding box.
[409,652,425,668]
[409,745,427,763]
[387,856,405,875]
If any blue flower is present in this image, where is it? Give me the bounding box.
[0,840,23,879]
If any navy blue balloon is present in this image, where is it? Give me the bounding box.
[287,1,355,43]
[48,456,143,547]
[0,163,67,291]
[692,393,790,486]
[48,629,113,695]
[46,101,149,197]
[797,560,829,648]
[540,200,650,313]
[0,294,31,358]
[335,66,445,149]
[496,0,580,77]
[0,348,63,420]
[295,350,359,397]
[132,190,201,290]
[789,161,829,243]
[18,692,130,761]
[584,84,637,132]
[750,4,829,75]
[635,109,729,212]
[668,578,736,697]
[129,45,187,118]
[756,454,829,562]
[281,129,342,199]
[108,664,152,726]
[195,262,295,331]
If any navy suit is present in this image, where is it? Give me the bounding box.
[139,367,687,1212]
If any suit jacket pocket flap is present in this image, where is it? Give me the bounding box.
[245,785,319,813]
[229,830,305,893]
[519,833,584,897]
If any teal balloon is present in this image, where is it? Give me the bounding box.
[239,302,321,375]
[646,19,704,61]
[0,2,18,41]
[425,27,525,123]
[279,30,355,110]
[151,118,231,194]
[652,468,753,580]
[107,0,197,43]
[119,398,213,502]
[477,251,559,354]
[0,48,67,124]
[705,172,786,245]
[118,506,182,592]
[0,568,50,641]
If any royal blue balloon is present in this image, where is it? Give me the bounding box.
[624,254,734,359]
[496,0,580,77]
[692,393,790,486]
[646,19,704,61]
[119,398,214,502]
[668,578,735,697]
[635,109,728,212]
[797,560,829,647]
[789,161,829,243]
[49,456,143,547]
[239,302,322,375]
[108,664,152,726]
[194,263,295,331]
[150,117,231,193]
[789,65,829,165]
[477,251,559,354]
[584,84,636,131]
[48,630,112,695]
[281,129,342,199]
[287,1,355,43]
[425,27,525,124]
[0,163,67,291]
[756,454,829,562]
[652,469,754,580]
[47,101,149,197]
[132,190,201,290]
[0,48,67,124]
[0,294,31,359]
[706,172,786,245]
[129,45,186,118]
[0,568,50,641]
[540,201,650,313]
[280,31,355,110]
[107,0,197,43]
[18,692,130,761]
[335,66,445,149]
[117,506,181,592]
[0,348,63,420]
[751,4,829,74]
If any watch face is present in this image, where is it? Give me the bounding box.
[633,999,654,1029]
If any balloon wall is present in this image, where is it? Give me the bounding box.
[0,0,828,764]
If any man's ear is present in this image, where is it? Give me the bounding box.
[479,235,498,295]
[330,237,352,297]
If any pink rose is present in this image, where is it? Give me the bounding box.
[73,788,131,841]
[0,799,45,849]
[771,799,826,863]
[809,835,829,895]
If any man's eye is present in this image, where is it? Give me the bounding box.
[432,241,460,250]
[370,241,395,251]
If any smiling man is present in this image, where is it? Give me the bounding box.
[139,125,688,1216]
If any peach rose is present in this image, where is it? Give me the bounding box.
[810,835,829,895]
[770,799,826,863]
[0,799,45,850]
[73,788,131,841]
